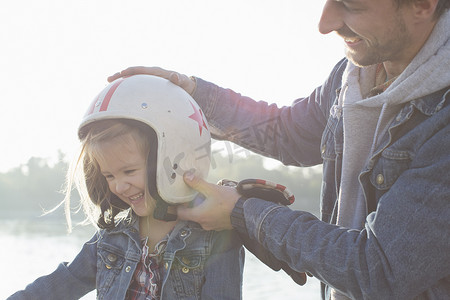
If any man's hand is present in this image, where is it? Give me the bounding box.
[107,66,196,95]
[177,172,241,231]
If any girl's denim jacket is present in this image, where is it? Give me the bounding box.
[190,58,450,299]
[8,215,244,299]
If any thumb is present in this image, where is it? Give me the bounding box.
[183,171,214,196]
[176,172,210,227]
[179,171,237,231]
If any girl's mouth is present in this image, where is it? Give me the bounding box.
[129,192,144,204]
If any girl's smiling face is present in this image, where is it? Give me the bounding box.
[96,133,154,217]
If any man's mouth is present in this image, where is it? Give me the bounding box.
[344,37,362,44]
[337,27,362,46]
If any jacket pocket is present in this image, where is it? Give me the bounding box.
[96,245,126,297]
[320,113,342,161]
[169,251,205,297]
[370,148,411,190]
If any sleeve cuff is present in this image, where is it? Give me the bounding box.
[230,197,248,236]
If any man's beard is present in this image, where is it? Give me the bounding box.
[338,17,410,67]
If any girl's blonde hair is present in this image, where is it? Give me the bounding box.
[64,119,156,230]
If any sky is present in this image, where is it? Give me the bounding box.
[0,0,344,172]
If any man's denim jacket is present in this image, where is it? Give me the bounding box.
[8,215,244,300]
[191,58,450,299]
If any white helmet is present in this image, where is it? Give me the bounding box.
[79,75,211,220]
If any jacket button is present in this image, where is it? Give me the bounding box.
[164,262,169,269]
[125,266,131,272]
[107,254,117,262]
[321,145,326,154]
[180,230,188,237]
[182,267,190,274]
[376,174,385,185]
[105,264,112,269]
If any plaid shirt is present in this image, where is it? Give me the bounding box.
[126,236,169,300]
[368,63,398,97]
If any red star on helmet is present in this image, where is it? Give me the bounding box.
[188,100,208,136]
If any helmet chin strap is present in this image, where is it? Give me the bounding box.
[147,151,177,222]
[153,198,177,221]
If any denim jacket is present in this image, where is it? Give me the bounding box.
[8,215,244,300]
[191,58,450,299]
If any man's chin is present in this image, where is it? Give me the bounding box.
[346,54,379,68]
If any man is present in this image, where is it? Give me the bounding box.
[108,0,450,298]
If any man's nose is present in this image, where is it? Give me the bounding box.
[318,0,344,35]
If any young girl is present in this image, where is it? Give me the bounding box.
[8,75,244,299]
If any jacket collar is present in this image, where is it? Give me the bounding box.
[410,86,450,116]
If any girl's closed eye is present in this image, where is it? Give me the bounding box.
[103,174,115,181]
[125,169,137,175]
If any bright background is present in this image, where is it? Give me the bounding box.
[0,0,343,172]
[1,1,346,298]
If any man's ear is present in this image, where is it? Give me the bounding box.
[412,0,439,19]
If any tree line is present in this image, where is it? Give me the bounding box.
[0,147,322,219]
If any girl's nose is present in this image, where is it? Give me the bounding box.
[318,0,345,35]
[115,180,131,194]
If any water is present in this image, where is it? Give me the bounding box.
[0,218,320,299]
